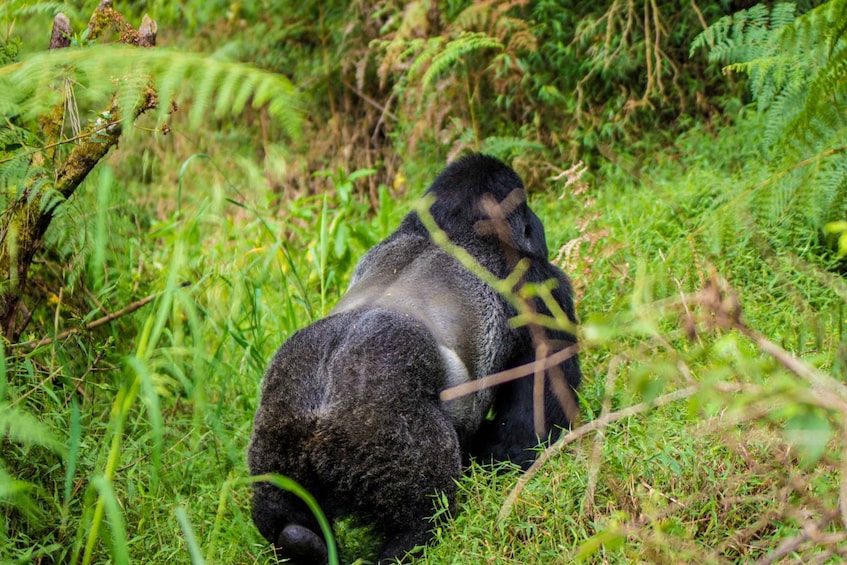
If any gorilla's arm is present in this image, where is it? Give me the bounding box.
[466,263,580,469]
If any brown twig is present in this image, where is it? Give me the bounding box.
[15,283,189,350]
[584,354,624,516]
[0,119,122,166]
[341,79,398,122]
[498,385,700,522]
[690,0,711,42]
[752,510,841,565]
[439,343,579,402]
[694,274,847,401]
[738,321,847,400]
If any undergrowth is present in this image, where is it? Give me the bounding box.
[3,103,845,563]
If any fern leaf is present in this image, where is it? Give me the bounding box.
[0,1,82,22]
[0,402,65,454]
[0,45,303,140]
[452,1,496,31]
[420,32,502,89]
[697,0,847,242]
[187,59,223,125]
[214,64,243,118]
[406,37,445,84]
[479,136,543,160]
[690,3,796,61]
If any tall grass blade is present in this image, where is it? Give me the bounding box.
[208,474,339,565]
[0,335,6,401]
[318,193,330,315]
[127,356,164,484]
[176,506,206,565]
[89,476,130,565]
[177,154,211,216]
[92,167,113,290]
[63,398,82,525]
[263,473,339,565]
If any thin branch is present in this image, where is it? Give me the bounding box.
[532,341,548,436]
[752,510,840,565]
[690,0,712,43]
[341,79,398,122]
[0,120,121,166]
[14,283,189,349]
[584,354,624,516]
[745,325,847,399]
[498,385,700,522]
[678,274,847,400]
[439,343,579,401]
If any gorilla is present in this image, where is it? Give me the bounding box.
[247,154,581,564]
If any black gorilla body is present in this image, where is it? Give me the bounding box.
[248,154,581,563]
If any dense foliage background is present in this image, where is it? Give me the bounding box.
[1,0,846,563]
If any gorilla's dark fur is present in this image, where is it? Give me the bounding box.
[247,154,581,563]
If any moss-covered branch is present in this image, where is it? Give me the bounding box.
[0,7,158,340]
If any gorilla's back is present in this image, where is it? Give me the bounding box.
[332,229,507,439]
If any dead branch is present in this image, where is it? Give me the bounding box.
[14,282,190,350]
[498,384,700,522]
[691,274,847,401]
[439,343,579,401]
[753,510,841,565]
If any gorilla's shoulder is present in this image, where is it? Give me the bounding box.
[349,227,430,284]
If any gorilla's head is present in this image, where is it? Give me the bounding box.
[423,154,548,260]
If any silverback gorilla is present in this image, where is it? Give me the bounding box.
[247,154,581,563]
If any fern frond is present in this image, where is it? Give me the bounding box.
[760,84,807,148]
[691,4,795,62]
[452,1,497,31]
[0,464,39,519]
[506,29,537,53]
[697,0,847,163]
[813,159,847,224]
[0,45,303,140]
[479,136,543,160]
[0,153,31,194]
[188,60,225,125]
[0,0,81,22]
[0,402,65,454]
[419,31,502,89]
[697,0,847,247]
[402,37,444,85]
[373,1,430,87]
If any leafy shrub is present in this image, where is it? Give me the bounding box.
[692,0,847,264]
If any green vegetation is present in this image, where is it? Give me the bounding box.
[1,0,846,563]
